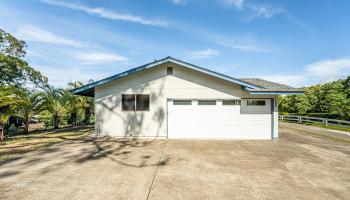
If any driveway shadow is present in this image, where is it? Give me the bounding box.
[0,128,169,178]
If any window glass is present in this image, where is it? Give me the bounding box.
[122,95,135,111]
[136,95,150,111]
[198,100,216,105]
[247,100,266,106]
[173,100,192,105]
[222,100,241,105]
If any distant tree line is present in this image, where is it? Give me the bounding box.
[0,29,93,141]
[279,77,350,120]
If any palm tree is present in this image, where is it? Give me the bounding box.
[80,96,93,125]
[41,85,66,129]
[68,81,94,125]
[63,87,79,126]
[16,89,44,134]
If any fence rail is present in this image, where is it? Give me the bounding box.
[279,115,350,128]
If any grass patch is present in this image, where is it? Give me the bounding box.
[0,126,93,160]
[304,123,350,132]
[280,120,350,132]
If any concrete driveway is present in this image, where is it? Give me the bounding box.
[1,123,349,200]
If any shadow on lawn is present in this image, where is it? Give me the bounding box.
[0,126,169,178]
[0,127,92,159]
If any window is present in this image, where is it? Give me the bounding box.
[173,100,192,105]
[198,100,216,105]
[136,95,149,111]
[122,94,150,111]
[247,100,266,106]
[122,95,135,111]
[167,67,173,75]
[222,100,241,105]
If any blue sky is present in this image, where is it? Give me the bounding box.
[1,0,350,87]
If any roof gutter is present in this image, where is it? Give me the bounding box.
[242,86,304,95]
[249,91,305,95]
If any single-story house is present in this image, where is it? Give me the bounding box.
[72,57,303,140]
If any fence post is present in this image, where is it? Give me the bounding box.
[298,116,302,123]
[322,119,328,126]
[281,116,284,121]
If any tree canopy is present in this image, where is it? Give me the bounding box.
[0,29,50,140]
[0,29,47,87]
[279,76,350,120]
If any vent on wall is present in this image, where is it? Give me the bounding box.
[167,67,173,75]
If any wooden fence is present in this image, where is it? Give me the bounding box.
[279,115,350,128]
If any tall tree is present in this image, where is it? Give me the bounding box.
[342,77,350,119]
[41,85,66,129]
[63,84,80,126]
[79,95,94,125]
[67,81,94,125]
[1,29,48,139]
[0,29,47,87]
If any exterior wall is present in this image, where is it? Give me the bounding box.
[94,63,278,138]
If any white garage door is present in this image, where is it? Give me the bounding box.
[167,99,272,139]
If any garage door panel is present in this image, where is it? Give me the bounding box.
[168,99,272,139]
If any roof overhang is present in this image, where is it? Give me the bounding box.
[249,91,305,95]
[71,56,263,97]
[242,86,304,95]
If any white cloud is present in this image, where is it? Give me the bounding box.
[246,4,284,21]
[189,48,219,59]
[221,40,270,52]
[213,33,271,52]
[262,56,350,87]
[73,52,128,65]
[305,57,350,82]
[35,65,106,87]
[170,0,186,5]
[16,25,83,47]
[221,0,283,21]
[213,64,241,74]
[182,26,271,52]
[41,0,169,27]
[222,0,245,9]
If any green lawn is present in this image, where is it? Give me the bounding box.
[280,120,350,132]
[0,126,93,160]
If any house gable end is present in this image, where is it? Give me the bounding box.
[95,62,246,99]
[71,57,262,96]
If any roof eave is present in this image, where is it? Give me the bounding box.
[249,91,305,95]
[242,86,304,95]
[71,88,94,97]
